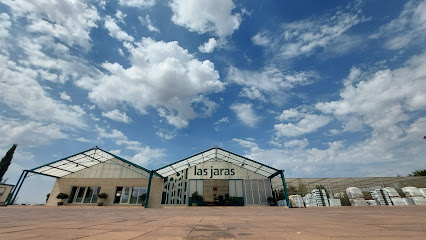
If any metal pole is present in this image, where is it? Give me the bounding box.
[379,177,384,188]
[144,170,154,208]
[280,170,290,207]
[9,171,25,198]
[326,178,334,198]
[10,170,28,205]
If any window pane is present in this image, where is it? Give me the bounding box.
[83,187,94,203]
[138,188,147,205]
[130,187,140,204]
[121,187,130,203]
[91,187,100,203]
[68,187,77,203]
[75,187,86,203]
[114,187,123,204]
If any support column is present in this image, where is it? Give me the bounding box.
[280,170,290,207]
[7,171,25,205]
[10,170,28,205]
[144,170,154,208]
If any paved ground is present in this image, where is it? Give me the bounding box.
[0,206,425,240]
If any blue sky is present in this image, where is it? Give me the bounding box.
[1,0,425,204]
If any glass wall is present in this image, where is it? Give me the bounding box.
[114,186,147,205]
[69,186,100,204]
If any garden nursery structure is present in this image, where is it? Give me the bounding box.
[7,147,426,208]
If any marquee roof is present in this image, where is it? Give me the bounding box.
[30,147,151,178]
[155,147,280,178]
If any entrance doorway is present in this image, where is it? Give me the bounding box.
[204,180,228,206]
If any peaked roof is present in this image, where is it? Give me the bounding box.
[30,147,151,178]
[155,147,280,178]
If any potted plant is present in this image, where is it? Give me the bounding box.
[98,193,108,206]
[191,191,203,206]
[56,193,69,206]
[229,196,239,206]
[267,196,276,206]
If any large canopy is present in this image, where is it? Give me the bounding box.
[155,147,280,178]
[30,147,150,178]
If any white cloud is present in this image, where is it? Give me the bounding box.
[230,103,260,127]
[3,0,100,51]
[316,52,426,133]
[79,38,224,128]
[115,10,126,23]
[156,130,175,140]
[371,0,426,50]
[0,55,86,127]
[60,92,72,102]
[0,13,11,45]
[198,38,217,53]
[96,125,127,140]
[0,117,67,148]
[118,0,156,8]
[101,109,132,123]
[104,16,134,42]
[170,0,242,38]
[227,65,315,103]
[276,108,304,121]
[253,2,368,59]
[129,146,165,166]
[275,114,331,137]
[138,15,159,32]
[214,117,229,125]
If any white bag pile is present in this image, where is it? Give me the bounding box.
[289,195,305,208]
[312,189,324,206]
[321,189,330,206]
[302,193,317,207]
[329,198,342,206]
[418,188,426,198]
[346,187,368,206]
[366,200,377,206]
[370,189,387,206]
[382,187,406,206]
[402,187,426,205]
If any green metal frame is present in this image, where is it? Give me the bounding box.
[280,170,290,207]
[144,170,154,208]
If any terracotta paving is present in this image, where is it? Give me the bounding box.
[0,205,425,239]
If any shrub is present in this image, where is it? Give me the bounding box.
[98,193,108,199]
[56,193,69,200]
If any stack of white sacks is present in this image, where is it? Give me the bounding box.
[382,187,406,206]
[289,195,305,208]
[302,189,341,207]
[321,189,330,206]
[302,193,317,207]
[402,187,426,205]
[346,187,368,206]
[370,189,386,206]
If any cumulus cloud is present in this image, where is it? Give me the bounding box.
[253,2,368,59]
[316,52,426,133]
[79,38,224,128]
[0,117,67,148]
[96,125,165,166]
[60,92,72,102]
[198,38,217,53]
[170,0,242,38]
[0,55,86,127]
[118,0,156,8]
[274,114,331,137]
[227,65,315,103]
[101,109,132,123]
[371,0,426,50]
[230,103,260,127]
[3,0,100,51]
[104,16,134,42]
[138,15,159,32]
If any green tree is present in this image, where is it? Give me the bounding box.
[408,169,426,176]
[0,144,18,182]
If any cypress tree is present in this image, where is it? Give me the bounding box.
[0,144,17,183]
